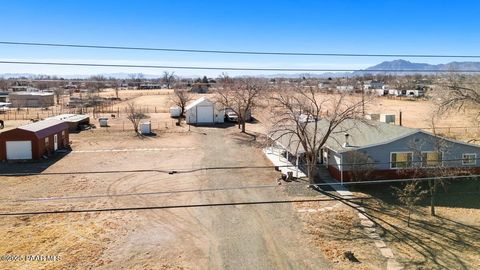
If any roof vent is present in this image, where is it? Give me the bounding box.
[342,133,350,148]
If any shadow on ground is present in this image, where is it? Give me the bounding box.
[0,151,70,175]
[344,179,480,269]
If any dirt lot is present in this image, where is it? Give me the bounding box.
[0,126,332,269]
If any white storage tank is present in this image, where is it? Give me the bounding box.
[98,117,108,127]
[380,114,395,124]
[170,106,181,118]
[140,121,151,134]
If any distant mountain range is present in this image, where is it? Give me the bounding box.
[266,60,480,78]
[2,60,480,79]
[361,59,480,73]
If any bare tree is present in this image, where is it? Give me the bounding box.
[216,77,266,133]
[437,74,480,121]
[126,102,148,133]
[402,119,468,216]
[393,181,427,227]
[162,71,176,89]
[0,78,9,91]
[36,81,50,91]
[269,83,366,184]
[86,75,107,94]
[171,89,192,118]
[112,81,121,99]
[53,88,65,105]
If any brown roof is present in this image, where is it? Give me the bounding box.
[18,119,68,138]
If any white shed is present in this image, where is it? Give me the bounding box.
[185,97,224,124]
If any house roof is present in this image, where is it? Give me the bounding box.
[9,91,54,96]
[272,119,418,154]
[17,119,68,138]
[185,97,210,111]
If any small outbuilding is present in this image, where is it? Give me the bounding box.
[45,114,90,131]
[0,119,69,161]
[185,97,224,125]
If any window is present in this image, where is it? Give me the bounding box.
[45,137,49,148]
[391,152,413,169]
[422,151,443,167]
[462,154,477,165]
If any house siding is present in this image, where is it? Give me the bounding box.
[358,132,480,170]
[335,131,480,181]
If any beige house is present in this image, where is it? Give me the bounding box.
[9,92,55,107]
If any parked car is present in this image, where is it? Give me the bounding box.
[226,110,238,122]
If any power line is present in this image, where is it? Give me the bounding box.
[2,189,478,217]
[0,197,361,216]
[1,60,480,73]
[1,41,480,58]
[3,174,479,204]
[2,157,480,177]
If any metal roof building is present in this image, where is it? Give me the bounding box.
[45,114,90,131]
[0,119,69,160]
[185,97,224,124]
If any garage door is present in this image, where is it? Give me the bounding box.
[197,106,214,123]
[6,141,32,160]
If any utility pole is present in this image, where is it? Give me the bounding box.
[361,80,365,115]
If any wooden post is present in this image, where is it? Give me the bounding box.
[399,110,403,126]
[296,155,299,178]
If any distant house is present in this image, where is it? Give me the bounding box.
[185,97,224,124]
[11,86,38,92]
[190,83,210,93]
[387,89,403,96]
[64,83,78,90]
[0,92,8,103]
[371,89,388,96]
[336,85,354,92]
[9,92,55,107]
[405,89,425,97]
[318,81,334,91]
[270,119,480,182]
[0,119,69,160]
[139,83,162,89]
[364,80,384,90]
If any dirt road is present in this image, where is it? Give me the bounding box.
[96,127,329,269]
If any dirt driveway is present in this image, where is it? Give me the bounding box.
[0,126,329,269]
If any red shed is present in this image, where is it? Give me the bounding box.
[0,119,69,161]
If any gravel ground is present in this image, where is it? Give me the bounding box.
[0,126,330,269]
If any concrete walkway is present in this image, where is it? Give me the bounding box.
[262,147,306,178]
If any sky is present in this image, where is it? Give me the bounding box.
[0,0,479,78]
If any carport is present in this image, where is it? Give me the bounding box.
[0,119,69,161]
